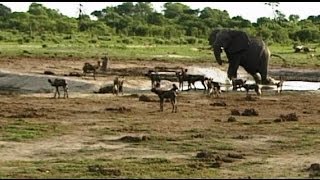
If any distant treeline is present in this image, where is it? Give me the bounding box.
[0,2,320,44]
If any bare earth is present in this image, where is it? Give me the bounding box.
[0,57,319,178]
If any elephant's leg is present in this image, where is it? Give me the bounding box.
[259,49,271,85]
[227,57,241,80]
[252,73,262,84]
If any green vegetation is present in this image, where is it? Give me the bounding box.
[0,2,319,68]
[0,2,320,45]
[0,118,67,142]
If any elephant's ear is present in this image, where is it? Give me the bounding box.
[229,31,250,54]
[208,29,221,47]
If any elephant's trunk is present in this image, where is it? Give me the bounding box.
[213,46,223,65]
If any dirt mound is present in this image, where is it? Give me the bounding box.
[231,109,241,116]
[87,165,121,176]
[242,108,259,116]
[139,94,156,102]
[305,163,320,177]
[95,85,114,94]
[275,113,299,122]
[228,116,237,122]
[210,101,227,106]
[105,107,131,113]
[118,135,150,142]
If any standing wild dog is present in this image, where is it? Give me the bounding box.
[241,83,261,96]
[151,84,179,113]
[48,78,69,98]
[176,68,189,91]
[231,78,247,91]
[83,61,101,80]
[146,70,161,88]
[187,74,207,92]
[206,78,222,97]
[113,76,125,95]
[276,76,285,94]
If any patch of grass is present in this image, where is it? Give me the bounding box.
[0,119,67,142]
[0,40,318,68]
[0,158,220,178]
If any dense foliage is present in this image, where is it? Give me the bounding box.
[0,2,319,45]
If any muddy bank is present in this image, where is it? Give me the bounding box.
[269,68,320,82]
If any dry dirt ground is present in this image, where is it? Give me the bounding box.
[0,57,319,178]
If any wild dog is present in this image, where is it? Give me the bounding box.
[146,70,161,88]
[83,61,101,80]
[242,83,261,96]
[176,68,188,91]
[206,78,222,97]
[48,78,69,98]
[187,74,207,92]
[151,84,179,113]
[231,78,246,91]
[276,76,284,94]
[113,76,125,95]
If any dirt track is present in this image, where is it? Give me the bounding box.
[0,57,319,178]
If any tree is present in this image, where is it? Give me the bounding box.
[264,2,280,21]
[289,14,300,23]
[163,2,189,19]
[0,3,11,18]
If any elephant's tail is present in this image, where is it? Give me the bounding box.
[271,54,287,64]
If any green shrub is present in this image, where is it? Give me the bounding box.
[98,36,111,41]
[89,39,98,44]
[41,35,46,41]
[23,37,31,43]
[180,38,188,45]
[63,35,72,40]
[185,37,197,44]
[122,38,133,44]
[42,44,47,48]
[17,39,23,44]
[0,35,6,41]
[154,38,164,44]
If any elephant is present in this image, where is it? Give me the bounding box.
[208,29,273,85]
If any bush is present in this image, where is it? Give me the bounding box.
[63,35,72,40]
[41,35,46,41]
[89,39,98,44]
[154,38,164,44]
[122,38,133,44]
[179,38,188,45]
[17,39,23,44]
[98,36,111,41]
[23,37,31,43]
[52,38,60,44]
[185,37,197,44]
[42,44,47,48]
[0,35,6,41]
